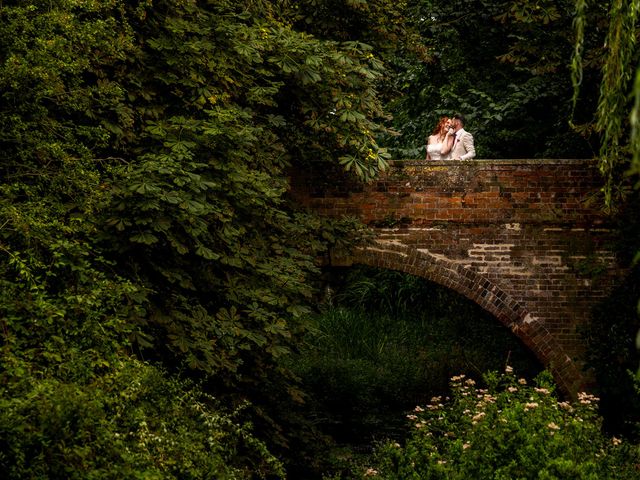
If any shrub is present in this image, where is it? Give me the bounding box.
[360,369,640,479]
[0,359,284,479]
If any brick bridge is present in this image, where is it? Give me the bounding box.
[290,159,625,397]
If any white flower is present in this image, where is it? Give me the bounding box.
[577,392,599,405]
[558,401,572,411]
[472,412,486,422]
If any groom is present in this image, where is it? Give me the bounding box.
[450,113,475,160]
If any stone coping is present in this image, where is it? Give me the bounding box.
[391,158,596,167]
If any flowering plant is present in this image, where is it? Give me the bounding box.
[363,368,639,479]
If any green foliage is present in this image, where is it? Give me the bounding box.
[332,267,434,316]
[0,359,283,479]
[572,0,640,207]
[324,267,541,377]
[383,0,595,159]
[0,0,147,375]
[88,0,391,384]
[360,369,639,479]
[0,0,387,381]
[571,0,640,450]
[592,0,640,205]
[0,0,395,476]
[584,266,640,436]
[9,0,640,477]
[287,268,542,477]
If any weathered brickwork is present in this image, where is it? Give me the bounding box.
[290,159,625,397]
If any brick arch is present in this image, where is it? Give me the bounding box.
[344,241,587,397]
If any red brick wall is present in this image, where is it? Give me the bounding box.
[290,159,625,396]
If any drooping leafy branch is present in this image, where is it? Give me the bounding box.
[572,0,640,208]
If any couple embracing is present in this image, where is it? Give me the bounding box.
[426,113,475,161]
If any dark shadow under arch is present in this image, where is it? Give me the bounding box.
[335,241,587,397]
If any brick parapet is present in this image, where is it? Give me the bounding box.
[290,159,606,228]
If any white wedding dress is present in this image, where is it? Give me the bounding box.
[427,142,447,160]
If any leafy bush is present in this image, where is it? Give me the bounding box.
[360,369,639,479]
[0,359,283,479]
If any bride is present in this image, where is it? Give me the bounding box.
[426,116,454,160]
